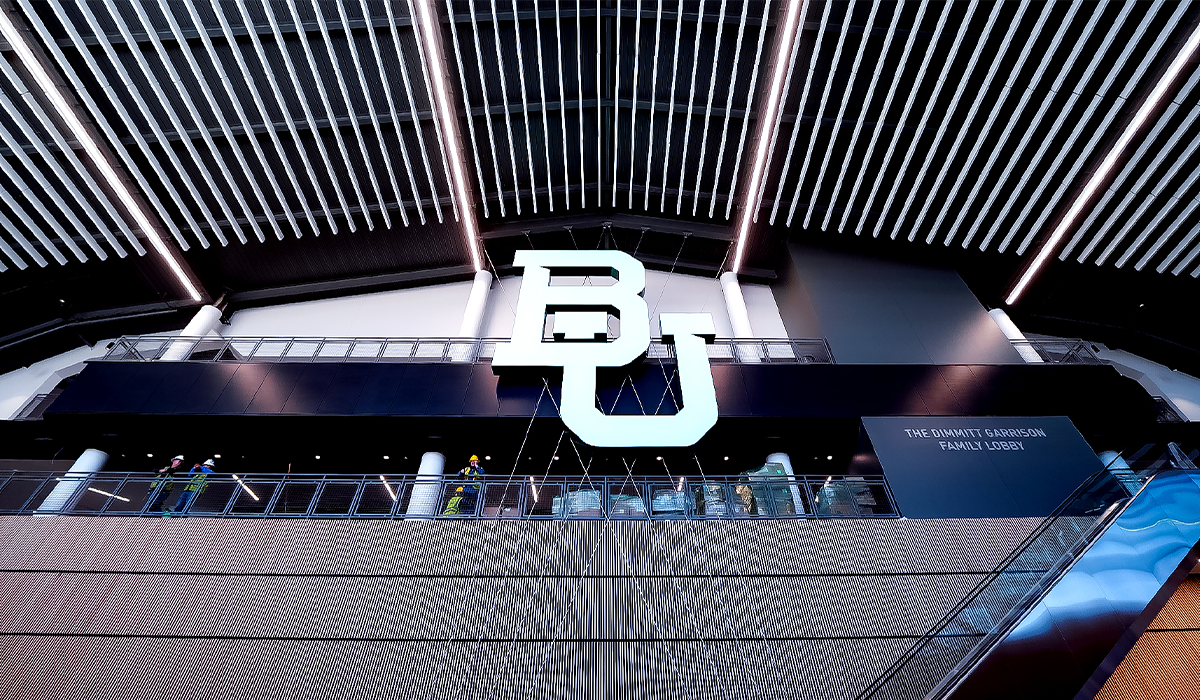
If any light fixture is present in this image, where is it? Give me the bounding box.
[383,455,390,460]
[731,0,805,273]
[484,455,491,461]
[87,486,130,502]
[315,455,321,460]
[676,476,685,492]
[213,454,222,459]
[412,0,482,271]
[827,455,833,461]
[656,456,663,461]
[553,455,560,461]
[231,474,259,501]
[0,10,201,301]
[529,475,539,502]
[1007,21,1200,305]
[379,474,398,502]
[723,456,729,461]
[146,454,153,458]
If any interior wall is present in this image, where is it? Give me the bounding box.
[774,244,1022,364]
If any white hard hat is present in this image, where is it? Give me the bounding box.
[203,458,216,467]
[172,455,184,461]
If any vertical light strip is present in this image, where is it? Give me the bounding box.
[21,0,198,249]
[106,1,259,245]
[532,0,556,210]
[722,0,771,220]
[334,0,409,227]
[804,0,883,228]
[0,5,200,297]
[689,0,728,215]
[1005,1,1182,256]
[1006,11,1200,304]
[553,0,571,209]
[389,0,448,222]
[702,0,749,218]
[509,0,541,213]
[673,0,706,214]
[575,0,586,208]
[596,0,601,199]
[639,0,663,211]
[853,0,954,237]
[487,0,523,214]
[610,0,622,207]
[311,0,392,229]
[148,2,291,242]
[837,0,928,232]
[414,0,483,271]
[196,0,317,238]
[459,0,506,217]
[231,0,343,234]
[656,0,684,212]
[768,0,836,225]
[731,0,805,273]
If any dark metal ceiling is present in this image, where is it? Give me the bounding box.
[2,1,1200,372]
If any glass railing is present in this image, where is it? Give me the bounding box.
[97,335,836,365]
[0,471,896,520]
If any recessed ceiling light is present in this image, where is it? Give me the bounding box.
[146,453,153,458]
[315,455,321,460]
[485,455,491,460]
[213,454,221,459]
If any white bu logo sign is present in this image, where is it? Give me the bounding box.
[493,251,719,447]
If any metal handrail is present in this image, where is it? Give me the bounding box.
[0,471,896,521]
[1009,338,1102,364]
[96,335,837,365]
[856,459,1148,700]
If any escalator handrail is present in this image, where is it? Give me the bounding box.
[855,464,1134,700]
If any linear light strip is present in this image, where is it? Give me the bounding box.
[225,1,339,235]
[1007,1,1183,256]
[553,0,570,209]
[950,0,1099,248]
[854,0,955,237]
[6,2,201,295]
[19,0,195,249]
[380,475,397,501]
[413,0,482,270]
[702,0,749,218]
[312,0,393,229]
[611,0,622,208]
[509,0,541,213]
[199,0,317,237]
[531,0,556,211]
[107,0,260,245]
[969,0,1129,251]
[1063,67,1200,261]
[673,0,706,214]
[689,0,729,215]
[928,0,1061,245]
[285,0,376,230]
[890,1,1013,242]
[596,0,601,200]
[0,93,120,257]
[655,0,684,212]
[751,0,808,221]
[732,0,806,273]
[78,0,234,246]
[231,474,259,501]
[625,0,646,210]
[837,0,928,233]
[804,0,882,228]
[575,0,586,208]
[150,1,291,242]
[1006,5,1200,304]
[459,0,505,217]
[390,0,448,222]
[365,0,430,224]
[769,0,838,225]
[639,0,664,211]
[488,0,523,214]
[0,52,137,254]
[0,60,131,255]
[722,0,772,221]
[335,0,409,227]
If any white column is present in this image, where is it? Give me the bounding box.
[161,304,224,361]
[767,451,807,515]
[452,270,493,362]
[405,451,446,519]
[721,271,759,362]
[35,448,108,515]
[989,308,1044,363]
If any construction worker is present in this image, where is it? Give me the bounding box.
[443,486,465,515]
[148,455,184,515]
[456,455,485,515]
[172,458,215,515]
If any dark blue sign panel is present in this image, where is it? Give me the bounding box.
[862,416,1103,518]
